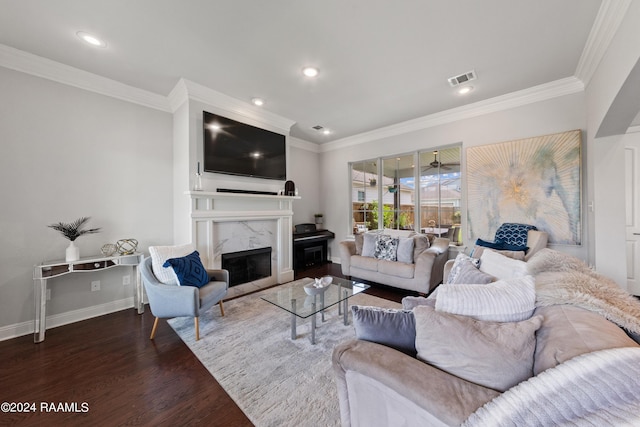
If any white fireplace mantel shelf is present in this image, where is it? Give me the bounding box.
[185,190,301,201]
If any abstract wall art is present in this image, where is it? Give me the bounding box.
[466,130,582,245]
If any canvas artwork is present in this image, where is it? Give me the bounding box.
[466,130,582,245]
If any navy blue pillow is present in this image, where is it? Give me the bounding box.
[163,250,210,288]
[475,238,528,252]
[494,223,537,247]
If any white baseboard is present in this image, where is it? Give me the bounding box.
[0,297,135,342]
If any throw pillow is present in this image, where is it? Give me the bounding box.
[401,295,436,311]
[149,243,195,285]
[396,237,415,263]
[494,223,537,247]
[479,249,528,280]
[412,234,430,260]
[446,253,481,284]
[472,245,526,261]
[475,238,528,253]
[374,235,399,261]
[414,304,542,392]
[354,233,364,255]
[361,233,378,257]
[163,250,210,288]
[352,305,416,356]
[449,261,495,285]
[435,276,536,322]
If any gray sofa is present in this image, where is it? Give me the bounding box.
[333,249,640,426]
[339,230,449,295]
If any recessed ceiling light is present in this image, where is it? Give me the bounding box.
[302,67,319,78]
[458,86,473,95]
[322,129,331,135]
[251,98,264,106]
[76,31,107,48]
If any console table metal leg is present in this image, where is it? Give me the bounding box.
[34,277,46,343]
[311,302,316,345]
[291,299,297,340]
[134,260,144,314]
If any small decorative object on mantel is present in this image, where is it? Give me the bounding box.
[116,239,138,255]
[101,243,117,257]
[314,213,323,225]
[193,161,203,191]
[284,180,296,196]
[47,216,101,262]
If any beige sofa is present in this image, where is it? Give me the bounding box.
[339,229,449,295]
[333,250,640,427]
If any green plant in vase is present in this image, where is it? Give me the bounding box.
[48,216,101,261]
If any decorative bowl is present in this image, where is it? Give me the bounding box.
[304,280,331,296]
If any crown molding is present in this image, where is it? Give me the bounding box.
[575,0,632,86]
[288,136,321,153]
[321,77,584,153]
[0,43,171,112]
[171,78,295,133]
[627,125,640,134]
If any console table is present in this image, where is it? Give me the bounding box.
[33,253,144,343]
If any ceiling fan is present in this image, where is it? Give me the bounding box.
[423,151,460,171]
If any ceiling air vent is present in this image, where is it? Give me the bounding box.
[312,125,324,131]
[447,70,477,87]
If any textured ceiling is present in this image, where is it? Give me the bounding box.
[0,0,603,143]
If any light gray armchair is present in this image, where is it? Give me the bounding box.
[139,256,229,341]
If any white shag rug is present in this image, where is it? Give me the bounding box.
[168,282,401,427]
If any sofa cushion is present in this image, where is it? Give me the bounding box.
[374,235,399,261]
[397,237,415,263]
[149,243,195,285]
[436,276,536,322]
[352,305,416,356]
[350,255,378,272]
[479,249,527,280]
[533,305,639,375]
[378,258,415,279]
[414,304,542,392]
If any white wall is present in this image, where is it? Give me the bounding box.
[321,92,588,263]
[288,140,321,226]
[585,0,640,286]
[0,67,173,337]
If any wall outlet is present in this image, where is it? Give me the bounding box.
[122,275,131,286]
[91,280,101,292]
[46,288,51,301]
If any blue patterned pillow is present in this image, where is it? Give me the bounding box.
[475,237,528,252]
[494,223,537,247]
[163,250,209,288]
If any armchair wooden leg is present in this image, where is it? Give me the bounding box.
[195,317,200,341]
[219,300,225,317]
[150,317,159,340]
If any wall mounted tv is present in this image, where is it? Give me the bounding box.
[203,111,287,180]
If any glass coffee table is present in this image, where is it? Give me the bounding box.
[261,276,370,344]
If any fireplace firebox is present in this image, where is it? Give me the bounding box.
[221,247,272,287]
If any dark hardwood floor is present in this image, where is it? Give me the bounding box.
[0,263,413,426]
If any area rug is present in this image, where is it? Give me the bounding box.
[168,281,401,427]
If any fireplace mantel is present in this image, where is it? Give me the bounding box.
[185,191,299,285]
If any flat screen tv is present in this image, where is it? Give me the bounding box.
[203,111,287,180]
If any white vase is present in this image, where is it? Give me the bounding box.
[66,241,80,262]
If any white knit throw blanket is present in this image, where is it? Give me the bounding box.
[463,347,640,426]
[526,248,640,335]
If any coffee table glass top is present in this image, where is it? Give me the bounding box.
[261,276,369,318]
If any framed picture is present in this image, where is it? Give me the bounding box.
[466,130,582,245]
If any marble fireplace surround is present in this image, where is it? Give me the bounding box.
[187,191,298,298]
